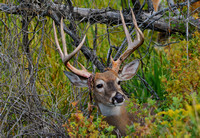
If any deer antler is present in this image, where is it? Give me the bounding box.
[53,18,91,78]
[112,9,144,73]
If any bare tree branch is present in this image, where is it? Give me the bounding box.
[0,0,199,34]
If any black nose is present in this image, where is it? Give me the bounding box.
[112,92,124,104]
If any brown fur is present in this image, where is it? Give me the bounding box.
[91,71,140,136]
[152,0,161,11]
[93,71,126,104]
[104,104,131,136]
[94,70,119,82]
[92,71,130,135]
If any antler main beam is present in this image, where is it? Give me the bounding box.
[112,9,144,73]
[53,18,91,78]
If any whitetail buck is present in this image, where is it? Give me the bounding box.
[53,9,144,136]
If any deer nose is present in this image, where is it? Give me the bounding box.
[112,92,124,104]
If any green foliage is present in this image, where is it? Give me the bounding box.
[125,31,200,137]
[1,0,199,136]
[63,102,115,137]
[163,31,200,105]
[122,46,168,102]
[153,97,200,137]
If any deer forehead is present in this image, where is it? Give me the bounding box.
[94,70,119,82]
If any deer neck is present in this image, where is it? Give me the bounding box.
[98,102,132,136]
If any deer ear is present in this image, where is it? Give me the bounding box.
[64,71,88,88]
[119,59,140,81]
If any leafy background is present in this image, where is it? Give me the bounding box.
[0,0,199,137]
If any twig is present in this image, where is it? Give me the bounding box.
[186,0,190,60]
[137,74,160,100]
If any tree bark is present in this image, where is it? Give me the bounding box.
[0,0,199,33]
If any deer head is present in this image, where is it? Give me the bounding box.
[53,9,144,136]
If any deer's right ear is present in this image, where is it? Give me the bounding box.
[64,71,88,88]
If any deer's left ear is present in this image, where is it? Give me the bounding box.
[119,59,140,81]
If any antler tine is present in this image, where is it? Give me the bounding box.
[130,9,144,50]
[112,9,144,72]
[53,18,91,78]
[60,17,67,56]
[53,21,64,59]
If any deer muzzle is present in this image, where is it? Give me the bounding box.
[112,92,125,105]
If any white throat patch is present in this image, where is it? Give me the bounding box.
[98,103,121,116]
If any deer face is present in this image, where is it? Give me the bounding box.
[93,71,126,107]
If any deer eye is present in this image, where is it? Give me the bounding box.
[117,81,121,85]
[96,84,103,89]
